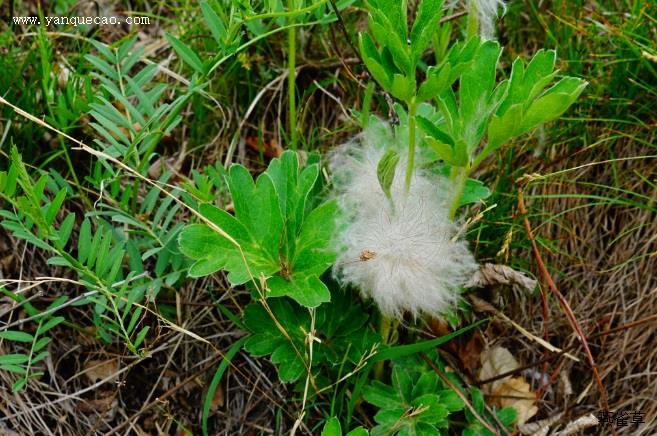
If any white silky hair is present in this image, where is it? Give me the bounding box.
[470,0,507,40]
[330,126,478,320]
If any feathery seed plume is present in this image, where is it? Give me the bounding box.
[330,123,478,319]
[470,0,507,40]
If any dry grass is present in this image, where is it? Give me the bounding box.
[0,253,293,434]
[503,131,657,432]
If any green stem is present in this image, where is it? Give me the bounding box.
[374,314,396,379]
[448,165,470,219]
[243,0,329,22]
[287,0,298,150]
[404,98,417,192]
[467,1,479,39]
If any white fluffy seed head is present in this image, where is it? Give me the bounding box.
[330,124,479,320]
[470,0,507,40]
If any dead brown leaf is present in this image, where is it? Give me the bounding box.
[245,136,283,158]
[84,359,119,385]
[479,346,538,426]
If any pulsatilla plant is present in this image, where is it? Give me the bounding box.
[329,0,587,342]
[359,0,478,191]
[359,0,587,217]
[178,151,336,308]
[418,44,588,217]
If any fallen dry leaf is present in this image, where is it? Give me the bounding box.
[84,359,119,385]
[479,346,518,383]
[457,330,486,375]
[245,136,283,158]
[495,377,538,426]
[209,382,224,412]
[465,263,537,292]
[479,346,538,426]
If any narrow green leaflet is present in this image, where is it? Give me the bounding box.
[165,33,205,74]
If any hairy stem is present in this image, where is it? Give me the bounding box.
[404,98,417,192]
[373,314,399,379]
[448,165,470,219]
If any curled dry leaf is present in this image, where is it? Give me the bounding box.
[465,263,537,292]
[556,414,599,435]
[479,346,538,426]
[518,412,563,435]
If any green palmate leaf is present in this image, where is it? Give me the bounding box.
[292,200,337,274]
[178,210,278,283]
[445,36,480,79]
[266,199,337,307]
[436,87,459,135]
[364,364,456,435]
[370,0,407,43]
[377,149,400,199]
[314,287,379,365]
[243,298,308,382]
[266,151,320,257]
[267,275,329,308]
[243,288,376,385]
[227,164,283,260]
[425,137,452,163]
[526,63,561,102]
[390,74,415,102]
[383,33,412,75]
[178,151,336,308]
[486,102,524,151]
[360,348,477,435]
[417,115,460,165]
[366,1,409,72]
